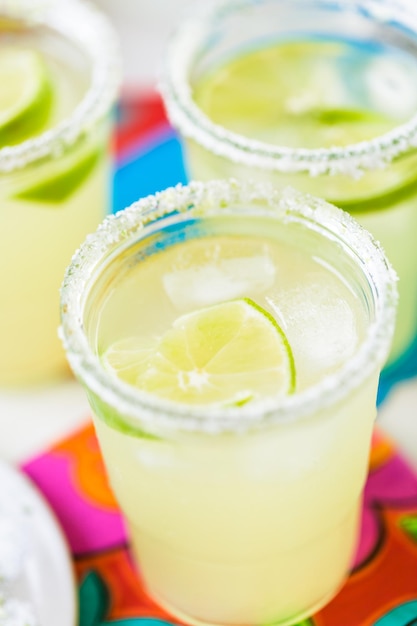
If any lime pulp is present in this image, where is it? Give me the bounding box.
[102,298,296,406]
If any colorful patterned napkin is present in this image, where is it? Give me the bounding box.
[22,424,417,626]
[22,93,417,625]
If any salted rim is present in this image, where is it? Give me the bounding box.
[0,0,121,173]
[160,0,417,177]
[59,179,398,435]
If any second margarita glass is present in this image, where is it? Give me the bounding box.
[161,0,417,366]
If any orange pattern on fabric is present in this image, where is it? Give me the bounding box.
[369,429,396,471]
[54,421,119,511]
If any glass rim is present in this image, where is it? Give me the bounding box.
[0,0,121,173]
[60,179,398,435]
[160,0,417,177]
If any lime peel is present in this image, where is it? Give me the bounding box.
[0,47,53,147]
[14,148,102,204]
[241,297,296,395]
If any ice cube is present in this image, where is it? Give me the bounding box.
[367,55,417,119]
[268,281,359,383]
[164,255,276,310]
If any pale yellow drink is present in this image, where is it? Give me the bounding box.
[60,181,397,626]
[94,232,373,624]
[0,1,119,385]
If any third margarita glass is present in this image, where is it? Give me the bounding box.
[0,0,120,385]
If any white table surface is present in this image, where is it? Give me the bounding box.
[0,0,416,469]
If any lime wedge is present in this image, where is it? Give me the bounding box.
[193,41,396,148]
[102,298,296,406]
[0,47,53,147]
[14,148,101,204]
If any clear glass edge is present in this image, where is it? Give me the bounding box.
[59,179,398,435]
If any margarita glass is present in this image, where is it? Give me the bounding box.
[60,180,397,626]
[0,0,120,385]
[161,0,417,366]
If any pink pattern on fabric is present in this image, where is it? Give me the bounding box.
[353,454,417,569]
[24,451,126,555]
[366,456,417,502]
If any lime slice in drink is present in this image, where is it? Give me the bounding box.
[14,148,101,204]
[102,298,296,406]
[194,41,395,148]
[0,47,53,147]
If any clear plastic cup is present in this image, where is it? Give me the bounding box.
[60,180,398,626]
[0,0,120,385]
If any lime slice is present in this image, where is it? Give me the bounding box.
[0,47,53,147]
[102,298,296,406]
[14,147,102,204]
[193,40,396,148]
